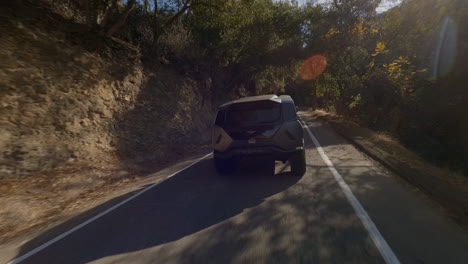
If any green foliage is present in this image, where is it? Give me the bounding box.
[53,0,468,173]
[187,0,305,92]
[297,0,468,174]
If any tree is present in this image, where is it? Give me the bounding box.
[105,0,136,37]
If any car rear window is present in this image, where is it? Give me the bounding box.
[225,105,281,127]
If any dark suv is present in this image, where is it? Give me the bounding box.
[212,94,306,175]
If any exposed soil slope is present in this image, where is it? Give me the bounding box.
[0,2,221,243]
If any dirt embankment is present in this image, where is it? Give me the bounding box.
[308,110,468,229]
[0,3,222,243]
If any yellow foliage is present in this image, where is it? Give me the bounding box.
[325,28,340,38]
[371,41,389,56]
[384,56,414,81]
[351,18,367,36]
[377,42,385,50]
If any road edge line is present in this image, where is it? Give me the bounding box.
[299,115,400,264]
[7,152,212,264]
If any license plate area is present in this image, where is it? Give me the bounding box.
[235,148,268,155]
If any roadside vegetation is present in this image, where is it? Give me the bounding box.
[0,0,467,244]
[60,0,468,175]
[291,0,468,176]
[4,0,467,175]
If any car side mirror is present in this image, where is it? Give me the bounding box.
[295,106,299,112]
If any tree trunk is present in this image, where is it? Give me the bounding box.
[163,0,191,29]
[105,0,136,37]
[99,0,119,31]
[152,0,161,48]
[152,0,191,51]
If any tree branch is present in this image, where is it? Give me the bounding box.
[163,0,191,28]
[105,0,136,37]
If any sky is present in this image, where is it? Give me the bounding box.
[375,0,402,13]
[291,0,403,13]
[138,0,403,14]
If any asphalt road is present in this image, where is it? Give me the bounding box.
[6,113,468,264]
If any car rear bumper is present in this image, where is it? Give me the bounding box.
[214,146,303,161]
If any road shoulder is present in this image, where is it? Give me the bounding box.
[0,149,211,264]
[303,109,468,230]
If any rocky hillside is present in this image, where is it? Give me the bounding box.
[0,3,220,179]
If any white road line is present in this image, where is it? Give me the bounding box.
[7,153,212,264]
[299,115,400,264]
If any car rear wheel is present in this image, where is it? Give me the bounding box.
[290,149,306,176]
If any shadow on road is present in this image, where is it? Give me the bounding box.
[14,118,387,264]
[14,157,303,264]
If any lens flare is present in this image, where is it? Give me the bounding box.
[300,55,327,80]
[431,16,457,79]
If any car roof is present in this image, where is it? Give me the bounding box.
[219,94,293,109]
